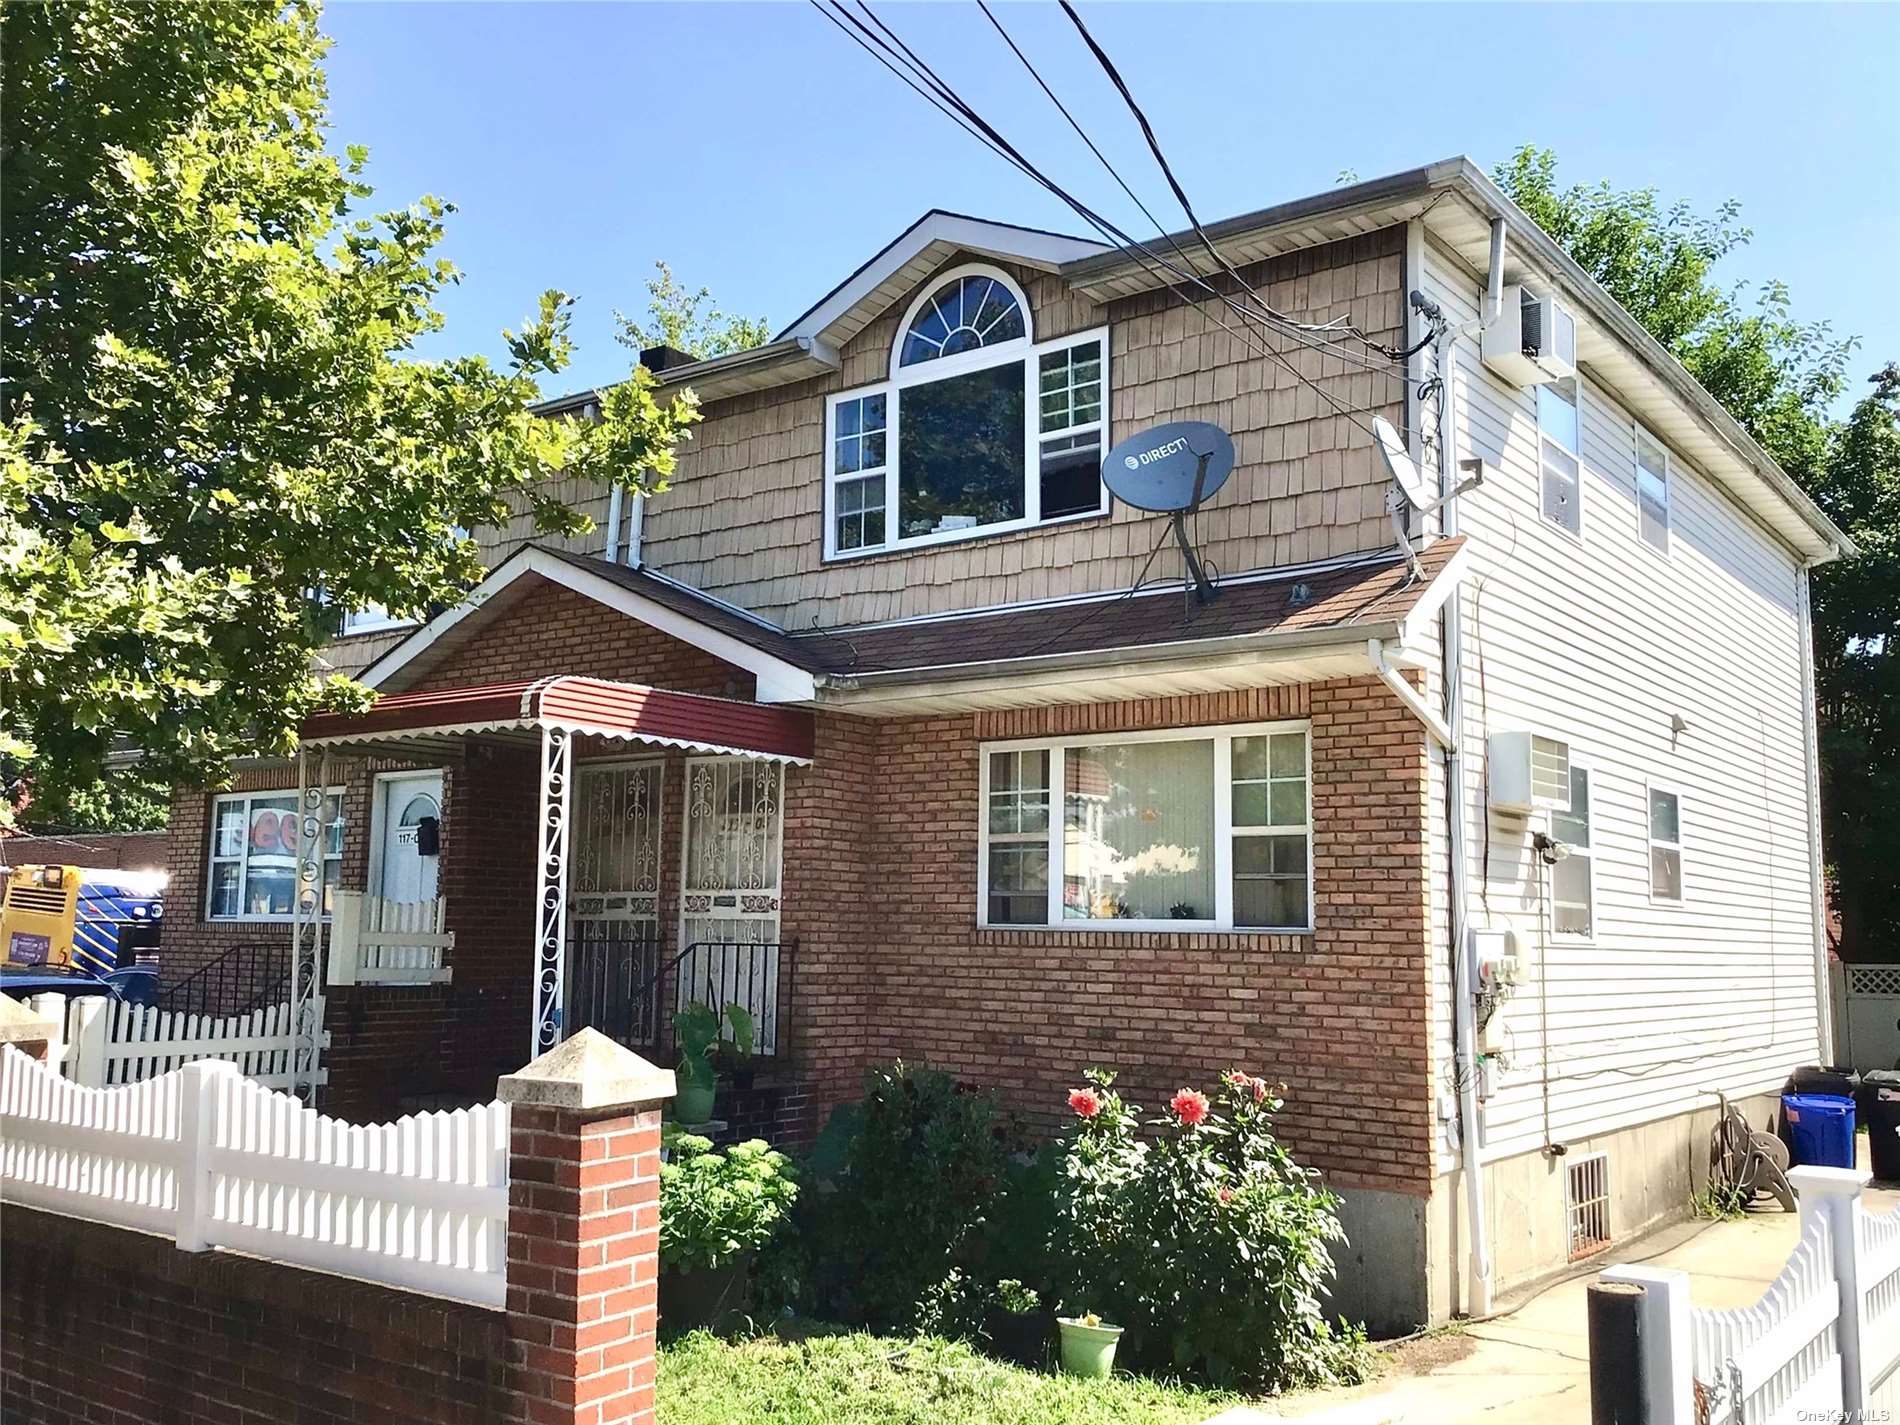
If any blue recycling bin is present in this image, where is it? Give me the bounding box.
[1782,1092,1856,1169]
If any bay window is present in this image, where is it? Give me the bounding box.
[977,723,1313,931]
[207,789,344,921]
[825,263,1109,559]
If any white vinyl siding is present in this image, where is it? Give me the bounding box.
[1419,234,1820,1167]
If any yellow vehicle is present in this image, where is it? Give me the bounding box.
[2,864,164,981]
[2,863,81,969]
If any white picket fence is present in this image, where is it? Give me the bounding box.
[1606,1166,1900,1423]
[26,993,327,1092]
[327,891,453,987]
[0,1044,510,1306]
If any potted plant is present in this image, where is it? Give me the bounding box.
[986,1279,1047,1367]
[1056,1311,1124,1378]
[673,1000,752,1126]
[658,1126,799,1331]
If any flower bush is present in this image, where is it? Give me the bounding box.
[659,1128,799,1273]
[1048,1069,1369,1391]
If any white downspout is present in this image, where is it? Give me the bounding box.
[1447,215,1506,1319]
[1797,565,1833,1062]
[604,481,624,565]
[624,487,645,569]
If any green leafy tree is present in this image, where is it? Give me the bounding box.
[1496,148,1898,958]
[0,0,700,829]
[615,260,771,359]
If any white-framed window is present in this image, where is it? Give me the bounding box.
[1538,378,1582,538]
[977,721,1313,932]
[1550,764,1594,937]
[823,263,1110,560]
[1635,425,1671,553]
[206,790,344,921]
[341,603,416,636]
[1648,784,1683,902]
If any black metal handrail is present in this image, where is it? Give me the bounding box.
[157,942,290,1019]
[573,934,796,1059]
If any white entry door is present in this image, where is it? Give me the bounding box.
[374,771,443,905]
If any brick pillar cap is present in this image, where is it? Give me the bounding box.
[0,993,58,1048]
[497,1027,677,1111]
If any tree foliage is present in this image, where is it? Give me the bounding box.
[1497,147,1899,958]
[0,0,699,826]
[615,260,772,359]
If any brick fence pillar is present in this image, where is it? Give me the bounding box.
[497,1027,676,1425]
[0,993,58,1062]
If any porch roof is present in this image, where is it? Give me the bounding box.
[299,676,814,764]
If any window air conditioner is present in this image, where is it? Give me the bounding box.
[1480,284,1578,387]
[1488,731,1572,815]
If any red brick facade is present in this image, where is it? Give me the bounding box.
[3,1204,511,1423]
[158,580,1437,1195]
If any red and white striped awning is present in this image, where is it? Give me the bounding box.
[300,676,814,764]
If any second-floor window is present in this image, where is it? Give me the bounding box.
[1635,425,1672,552]
[1538,378,1582,538]
[824,263,1109,559]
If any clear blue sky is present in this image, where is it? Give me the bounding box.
[321,1,1899,408]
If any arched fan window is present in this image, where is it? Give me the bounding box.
[899,272,1027,367]
[824,263,1110,557]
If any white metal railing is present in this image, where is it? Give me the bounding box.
[1607,1167,1900,1422]
[28,994,327,1092]
[0,1045,509,1306]
[327,891,453,987]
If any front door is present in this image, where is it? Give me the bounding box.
[566,760,664,1045]
[679,757,785,1053]
[374,771,443,905]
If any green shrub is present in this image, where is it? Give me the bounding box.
[660,1127,799,1272]
[800,1061,1025,1329]
[1048,1069,1370,1391]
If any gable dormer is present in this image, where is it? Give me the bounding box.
[821,261,1109,560]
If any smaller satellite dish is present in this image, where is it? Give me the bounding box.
[1373,415,1487,576]
[1374,417,1431,508]
[1101,421,1236,513]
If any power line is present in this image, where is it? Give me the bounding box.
[975,0,1409,388]
[812,1,1420,441]
[1054,0,1407,363]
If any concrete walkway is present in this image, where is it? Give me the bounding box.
[1215,1170,1900,1425]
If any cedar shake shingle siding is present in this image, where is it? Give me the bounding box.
[637,229,1407,628]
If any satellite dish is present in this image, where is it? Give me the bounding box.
[1101,421,1235,605]
[1373,416,1487,575]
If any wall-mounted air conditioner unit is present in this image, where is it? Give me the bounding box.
[1480,284,1578,387]
[1488,731,1572,815]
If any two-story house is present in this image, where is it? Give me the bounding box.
[155,157,1854,1330]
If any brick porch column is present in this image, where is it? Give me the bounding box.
[498,1028,675,1425]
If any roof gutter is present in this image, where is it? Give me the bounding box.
[813,618,1408,701]
[1368,638,1455,750]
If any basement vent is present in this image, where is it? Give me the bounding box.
[1566,1152,1612,1261]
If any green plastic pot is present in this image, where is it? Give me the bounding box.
[674,1076,716,1126]
[1056,1317,1123,1378]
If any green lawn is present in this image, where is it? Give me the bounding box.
[658,1330,1241,1425]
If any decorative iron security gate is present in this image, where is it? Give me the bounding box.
[679,757,785,1052]
[566,761,663,1046]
